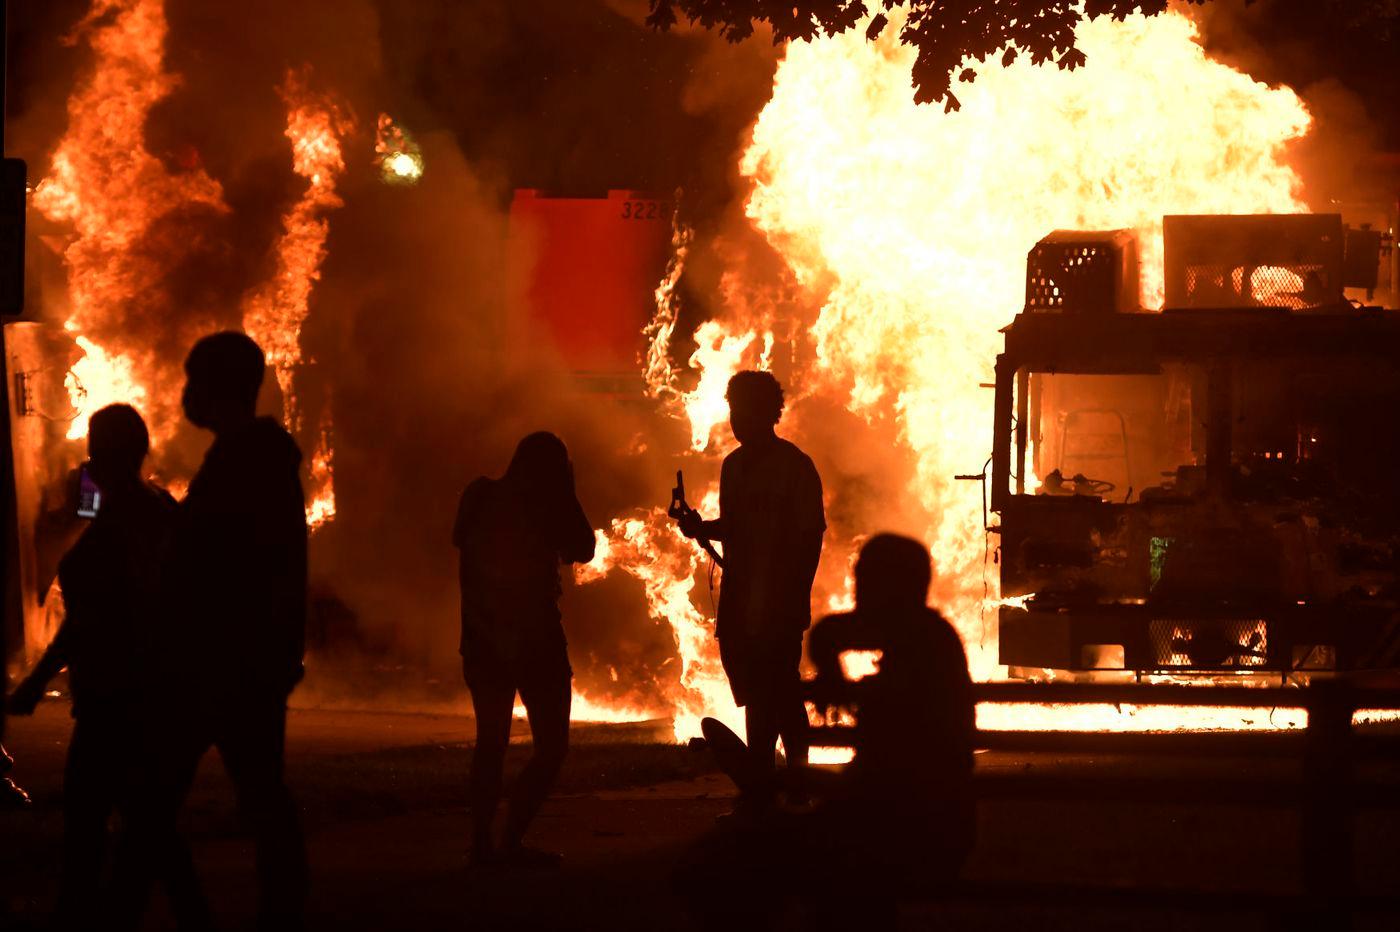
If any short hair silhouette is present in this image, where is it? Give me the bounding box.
[185,332,265,407]
[505,431,570,490]
[726,370,784,425]
[88,404,150,475]
[854,533,932,609]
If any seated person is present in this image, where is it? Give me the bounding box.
[682,533,975,930]
[806,533,975,885]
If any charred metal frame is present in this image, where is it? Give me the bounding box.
[991,307,1400,676]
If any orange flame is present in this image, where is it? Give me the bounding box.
[34,0,227,441]
[740,9,1310,686]
[576,501,741,741]
[305,417,336,531]
[598,9,1318,737]
[240,68,352,529]
[241,68,352,427]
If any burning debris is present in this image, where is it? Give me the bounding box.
[374,114,425,187]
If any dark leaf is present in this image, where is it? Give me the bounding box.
[649,1,1205,104]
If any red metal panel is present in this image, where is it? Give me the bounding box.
[508,189,671,374]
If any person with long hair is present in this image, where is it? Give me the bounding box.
[453,432,595,867]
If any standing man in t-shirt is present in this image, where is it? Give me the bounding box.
[679,370,825,799]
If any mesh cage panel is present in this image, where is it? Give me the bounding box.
[1149,619,1269,670]
[1026,243,1118,313]
[1182,263,1333,310]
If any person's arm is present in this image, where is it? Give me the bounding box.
[788,457,826,603]
[280,471,309,694]
[454,483,490,650]
[253,457,308,696]
[9,557,84,713]
[557,492,596,565]
[806,617,843,687]
[8,633,68,714]
[545,462,595,565]
[677,512,725,542]
[678,459,729,542]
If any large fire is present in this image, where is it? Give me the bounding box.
[34,0,227,443]
[583,8,1316,738]
[742,9,1307,676]
[241,69,352,429]
[33,0,344,529]
[241,68,352,527]
[26,2,1341,738]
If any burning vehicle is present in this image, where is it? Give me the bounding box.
[993,212,1400,679]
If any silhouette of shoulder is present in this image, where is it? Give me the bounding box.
[188,417,302,502]
[230,417,302,474]
[720,438,825,530]
[722,436,815,471]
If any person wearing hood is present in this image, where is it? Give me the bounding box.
[116,332,308,931]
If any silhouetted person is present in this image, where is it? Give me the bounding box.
[116,332,308,931]
[806,534,975,883]
[9,405,207,928]
[682,534,974,930]
[678,371,824,799]
[454,432,595,867]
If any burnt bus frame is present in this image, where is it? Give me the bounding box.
[989,306,1400,676]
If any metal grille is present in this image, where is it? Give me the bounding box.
[1149,618,1269,669]
[1026,241,1121,314]
[1181,263,1333,310]
[1164,215,1344,310]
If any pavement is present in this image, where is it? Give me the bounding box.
[2,703,1399,930]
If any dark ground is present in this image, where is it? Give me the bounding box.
[2,704,1398,930]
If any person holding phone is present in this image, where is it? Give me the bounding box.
[453,432,595,867]
[8,404,207,928]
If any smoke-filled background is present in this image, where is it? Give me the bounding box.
[4,0,1398,721]
[4,0,787,714]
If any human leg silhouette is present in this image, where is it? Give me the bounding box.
[465,659,515,859]
[56,714,119,927]
[110,713,208,932]
[501,665,570,851]
[214,699,306,931]
[778,688,810,768]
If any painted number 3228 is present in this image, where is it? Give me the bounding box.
[621,200,661,220]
